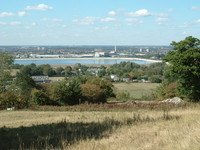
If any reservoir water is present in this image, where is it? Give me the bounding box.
[14,58,158,65]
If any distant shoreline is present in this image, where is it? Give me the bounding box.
[15,57,162,63]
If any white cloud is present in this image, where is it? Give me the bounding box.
[101,17,117,22]
[191,6,200,11]
[0,12,15,17]
[47,24,67,28]
[10,21,21,25]
[166,9,174,12]
[182,31,190,35]
[31,22,37,26]
[25,22,37,29]
[128,9,151,17]
[0,22,7,25]
[95,26,109,30]
[73,17,97,25]
[25,4,53,11]
[108,11,117,16]
[196,19,200,23]
[41,18,63,22]
[156,17,169,24]
[127,9,168,17]
[124,18,140,22]
[18,11,26,17]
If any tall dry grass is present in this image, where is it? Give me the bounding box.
[0,103,200,149]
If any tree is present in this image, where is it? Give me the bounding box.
[163,36,200,101]
[0,52,14,93]
[39,64,56,76]
[55,67,64,75]
[20,63,43,76]
[87,77,115,98]
[9,72,36,97]
[51,78,82,105]
[31,89,51,105]
[64,66,72,76]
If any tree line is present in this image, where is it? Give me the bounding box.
[13,61,166,83]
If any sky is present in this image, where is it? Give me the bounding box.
[1,0,200,45]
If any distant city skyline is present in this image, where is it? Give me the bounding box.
[1,0,200,45]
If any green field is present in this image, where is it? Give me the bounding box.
[113,83,160,100]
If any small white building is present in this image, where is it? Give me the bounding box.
[31,76,51,83]
[94,52,105,57]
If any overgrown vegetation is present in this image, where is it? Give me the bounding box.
[158,36,200,101]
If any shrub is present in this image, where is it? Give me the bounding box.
[87,77,115,98]
[0,92,28,109]
[149,75,162,83]
[156,82,178,100]
[31,89,51,105]
[81,83,106,103]
[163,82,178,99]
[116,92,130,100]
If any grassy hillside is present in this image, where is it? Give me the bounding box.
[1,103,200,150]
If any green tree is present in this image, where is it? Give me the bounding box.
[9,72,36,97]
[51,78,82,105]
[64,66,72,76]
[55,67,64,75]
[20,63,43,76]
[163,36,200,101]
[39,64,56,76]
[31,89,51,105]
[0,53,14,93]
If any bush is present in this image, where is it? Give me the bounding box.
[0,92,28,109]
[81,83,106,103]
[116,92,130,100]
[31,89,51,105]
[156,82,178,100]
[87,77,115,98]
[149,75,162,83]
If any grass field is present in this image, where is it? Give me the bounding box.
[113,83,160,100]
[1,103,200,150]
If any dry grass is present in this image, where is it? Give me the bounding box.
[1,104,200,149]
[68,107,200,150]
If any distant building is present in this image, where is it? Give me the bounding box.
[109,45,117,56]
[110,74,120,82]
[122,78,131,82]
[87,68,103,76]
[94,52,105,57]
[30,54,60,58]
[31,76,51,83]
